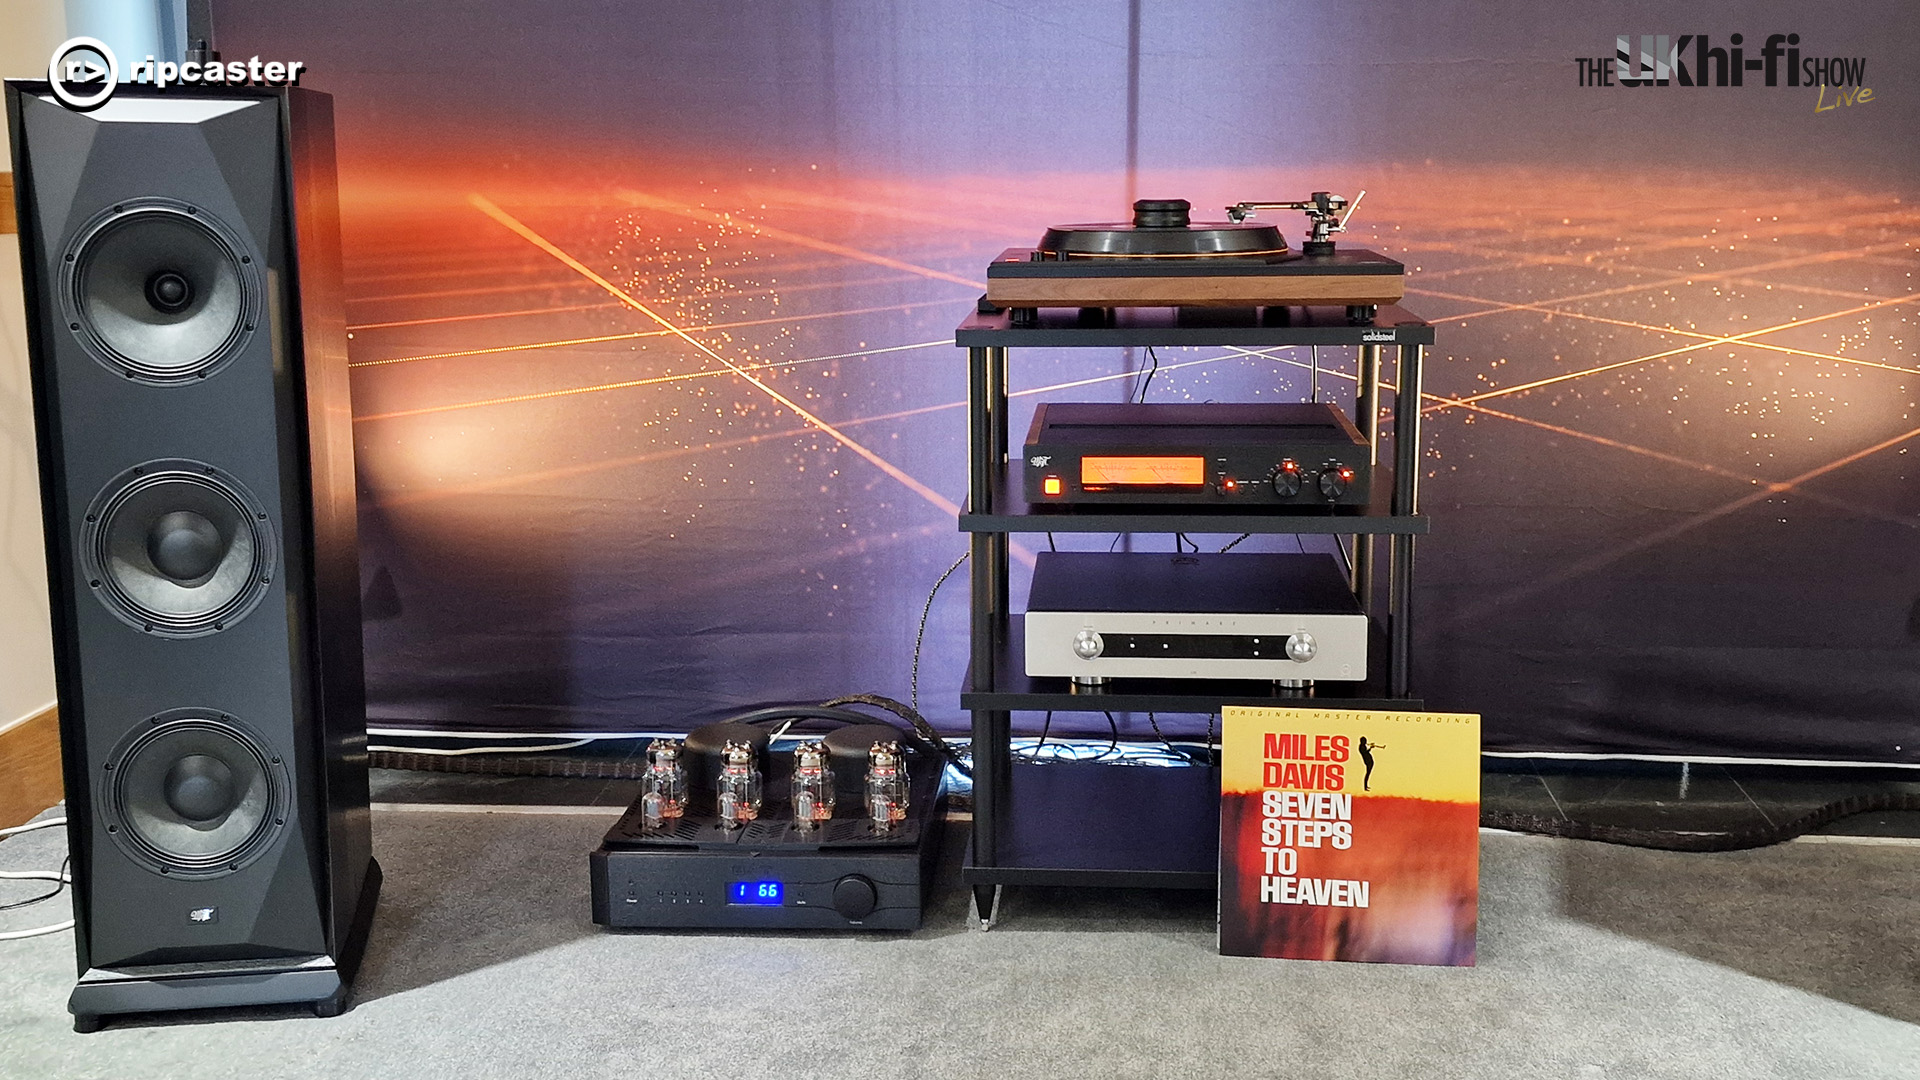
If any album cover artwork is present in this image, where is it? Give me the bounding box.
[1219,706,1480,965]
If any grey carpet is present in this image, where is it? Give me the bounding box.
[2,804,1916,1080]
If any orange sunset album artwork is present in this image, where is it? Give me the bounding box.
[1219,707,1481,965]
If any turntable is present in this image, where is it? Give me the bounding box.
[983,193,1403,322]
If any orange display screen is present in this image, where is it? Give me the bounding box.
[1081,456,1207,487]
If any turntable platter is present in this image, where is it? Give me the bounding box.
[1039,199,1288,260]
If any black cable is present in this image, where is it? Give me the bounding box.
[0,855,71,913]
[911,551,969,717]
[1136,345,1160,403]
[1485,789,1920,852]
[1098,712,1120,759]
[1145,711,1179,760]
[1219,533,1251,553]
[1047,532,1057,552]
[1025,711,1055,762]
[819,694,972,778]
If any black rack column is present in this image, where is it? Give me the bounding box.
[1353,344,1383,611]
[967,345,1013,920]
[1389,343,1425,697]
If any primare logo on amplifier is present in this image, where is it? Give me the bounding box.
[187,907,219,925]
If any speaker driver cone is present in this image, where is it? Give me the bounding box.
[104,712,288,877]
[61,199,259,383]
[81,461,277,637]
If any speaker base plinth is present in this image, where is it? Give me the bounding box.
[68,857,381,1031]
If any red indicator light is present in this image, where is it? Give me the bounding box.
[1224,478,1238,491]
[1042,476,1062,496]
[1339,468,1354,480]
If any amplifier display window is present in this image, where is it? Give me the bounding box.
[1080,455,1206,488]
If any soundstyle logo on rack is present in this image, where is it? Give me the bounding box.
[1573,33,1869,92]
[47,37,307,111]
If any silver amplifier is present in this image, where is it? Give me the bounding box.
[1023,552,1367,683]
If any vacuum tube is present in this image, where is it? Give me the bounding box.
[716,739,763,828]
[790,741,836,828]
[639,738,688,829]
[865,740,908,832]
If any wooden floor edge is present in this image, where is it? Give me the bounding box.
[0,704,64,830]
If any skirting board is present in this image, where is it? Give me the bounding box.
[0,705,63,829]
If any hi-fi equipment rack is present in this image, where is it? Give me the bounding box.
[954,298,1433,929]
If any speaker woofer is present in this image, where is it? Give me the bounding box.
[103,712,288,878]
[61,199,260,383]
[80,461,277,637]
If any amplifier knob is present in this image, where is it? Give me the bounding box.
[1270,460,1303,497]
[1317,462,1353,500]
[832,874,878,920]
[1072,629,1104,660]
[1285,632,1317,663]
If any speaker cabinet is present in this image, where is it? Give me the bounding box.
[6,82,379,1030]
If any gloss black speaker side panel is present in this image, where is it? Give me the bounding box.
[283,86,373,958]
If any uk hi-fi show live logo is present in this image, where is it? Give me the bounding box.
[1574,34,1874,112]
[47,37,306,111]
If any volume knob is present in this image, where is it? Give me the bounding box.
[1271,460,1303,498]
[1317,462,1352,500]
[1072,629,1104,660]
[1285,632,1317,663]
[832,874,878,920]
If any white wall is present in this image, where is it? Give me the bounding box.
[1,0,69,730]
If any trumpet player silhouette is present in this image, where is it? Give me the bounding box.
[1357,737,1385,791]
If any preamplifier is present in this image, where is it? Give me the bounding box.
[1025,552,1368,684]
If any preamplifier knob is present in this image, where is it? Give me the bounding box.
[1270,460,1303,497]
[1317,462,1353,500]
[1285,632,1317,663]
[1072,629,1104,660]
[832,874,878,920]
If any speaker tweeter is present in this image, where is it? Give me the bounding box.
[60,199,260,384]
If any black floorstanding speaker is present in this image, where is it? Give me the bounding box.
[6,82,380,1031]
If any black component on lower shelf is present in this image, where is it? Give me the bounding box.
[963,759,1219,889]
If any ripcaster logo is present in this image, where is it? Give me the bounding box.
[47,36,307,111]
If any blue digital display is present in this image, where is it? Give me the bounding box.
[729,880,784,905]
